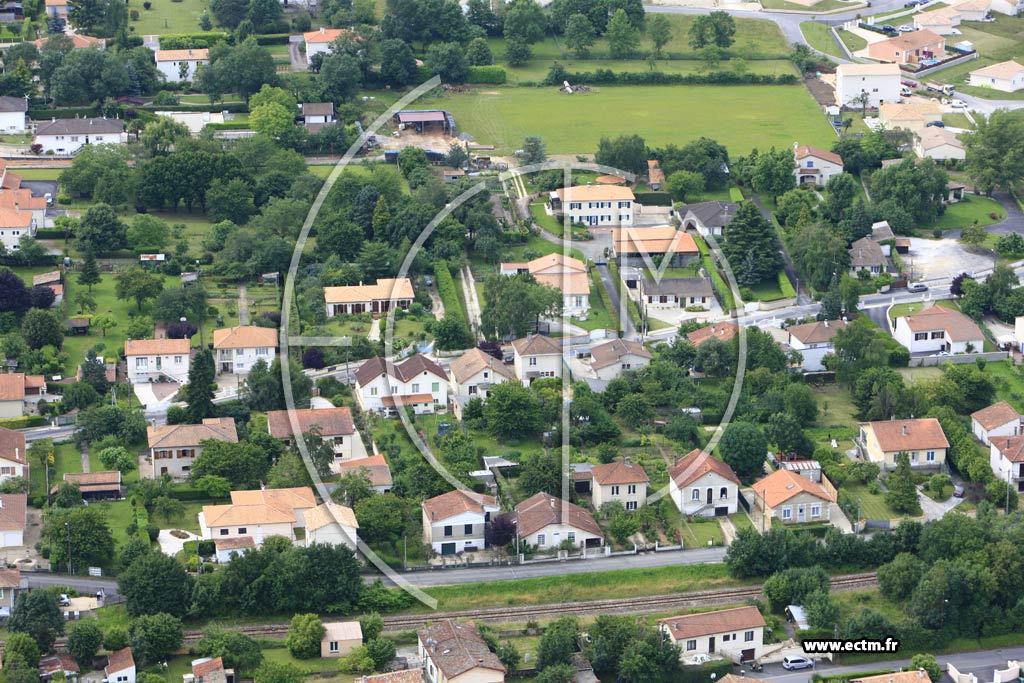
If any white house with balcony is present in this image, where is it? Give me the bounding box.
[213,326,278,375]
[668,448,741,517]
[125,338,190,384]
[511,335,563,386]
[353,355,448,417]
[794,144,844,185]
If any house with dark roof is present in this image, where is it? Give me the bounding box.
[794,144,844,185]
[511,335,563,386]
[421,489,498,555]
[146,418,238,480]
[786,319,848,372]
[515,491,603,550]
[33,117,125,155]
[893,305,985,355]
[354,355,448,417]
[588,338,651,381]
[266,405,367,468]
[659,607,767,663]
[848,236,887,277]
[418,620,505,683]
[668,449,741,517]
[858,418,949,470]
[640,277,714,310]
[680,201,739,237]
[591,461,649,510]
[972,401,1022,446]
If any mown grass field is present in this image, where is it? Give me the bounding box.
[800,21,844,56]
[127,0,210,35]
[933,193,1005,231]
[417,85,836,157]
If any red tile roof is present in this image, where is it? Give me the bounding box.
[660,606,766,641]
[668,449,740,488]
[591,461,649,485]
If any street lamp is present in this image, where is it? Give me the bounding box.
[65,521,72,575]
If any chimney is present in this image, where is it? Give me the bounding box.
[902,424,908,436]
[919,670,926,679]
[824,320,829,327]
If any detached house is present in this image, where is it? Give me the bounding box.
[0,428,27,485]
[336,454,393,493]
[421,489,498,555]
[969,60,1024,92]
[588,339,652,381]
[105,648,136,683]
[915,127,965,161]
[0,493,26,547]
[867,29,945,65]
[213,326,277,375]
[659,606,767,663]
[640,278,714,311]
[125,338,190,384]
[448,347,515,417]
[668,448,741,517]
[893,305,985,355]
[0,373,45,418]
[146,418,238,480]
[972,401,1022,446]
[154,49,209,83]
[0,208,34,253]
[354,355,448,416]
[848,236,887,277]
[33,117,125,155]
[419,620,506,683]
[321,622,362,658]
[989,435,1024,492]
[511,335,563,385]
[304,27,349,59]
[786,319,848,372]
[500,253,590,315]
[752,468,836,525]
[591,461,649,510]
[324,278,414,317]
[0,96,27,134]
[184,657,234,683]
[549,184,634,227]
[612,226,698,268]
[687,322,738,347]
[858,418,950,470]
[680,201,739,238]
[794,144,843,185]
[913,5,962,34]
[266,406,367,470]
[515,491,603,550]
[835,63,901,109]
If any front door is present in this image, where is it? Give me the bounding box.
[708,637,716,653]
[797,504,806,522]
[706,488,713,505]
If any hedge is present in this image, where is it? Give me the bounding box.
[544,67,799,87]
[202,122,252,131]
[467,65,506,84]
[157,32,228,49]
[148,102,249,113]
[590,266,620,332]
[813,669,897,683]
[168,484,214,502]
[0,416,45,429]
[673,659,734,683]
[634,192,672,206]
[255,33,290,45]
[434,260,470,326]
[29,107,97,120]
[778,270,797,298]
[36,228,71,240]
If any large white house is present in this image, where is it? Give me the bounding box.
[0,428,27,485]
[104,648,136,683]
[0,208,34,253]
[146,418,238,480]
[835,62,902,109]
[500,253,590,316]
[893,305,986,355]
[989,435,1024,492]
[591,461,649,510]
[972,401,1022,446]
[668,448,741,517]
[33,117,125,155]
[125,338,191,384]
[448,347,515,418]
[514,491,603,550]
[154,48,209,83]
[659,607,767,663]
[786,319,848,372]
[511,335,563,386]
[421,489,498,555]
[794,144,843,185]
[303,27,349,59]
[213,326,278,375]
[353,355,448,416]
[266,406,367,470]
[0,96,27,134]
[969,60,1024,92]
[549,185,635,227]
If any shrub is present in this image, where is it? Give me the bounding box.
[129,9,139,19]
[142,1,150,8]
[466,65,506,84]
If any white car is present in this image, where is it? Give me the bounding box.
[950,99,967,108]
[898,24,915,31]
[783,656,814,670]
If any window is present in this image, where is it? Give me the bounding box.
[174,356,183,363]
[627,484,636,495]
[914,332,928,341]
[930,331,945,339]
[219,529,228,535]
[529,357,537,366]
[811,504,821,518]
[464,524,473,535]
[238,527,247,534]
[412,383,419,393]
[135,357,148,368]
[782,507,793,520]
[691,489,701,501]
[537,534,545,545]
[911,451,918,462]
[567,532,575,543]
[611,485,620,496]
[329,641,338,653]
[257,347,268,355]
[432,382,439,392]
[927,450,936,462]
[720,487,728,499]
[626,501,637,511]
[468,385,477,395]
[370,387,378,396]
[483,371,489,379]
[71,136,79,142]
[723,634,732,642]
[745,631,755,642]
[686,640,697,651]
[236,349,244,356]
[443,525,452,537]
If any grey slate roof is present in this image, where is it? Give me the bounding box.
[35,117,124,136]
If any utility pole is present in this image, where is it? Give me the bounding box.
[65,521,72,575]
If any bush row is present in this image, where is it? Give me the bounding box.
[0,416,45,429]
[147,102,249,113]
[633,191,672,206]
[467,65,507,84]
[254,33,290,45]
[157,32,228,50]
[434,260,469,327]
[36,228,70,240]
[30,107,97,120]
[544,67,799,87]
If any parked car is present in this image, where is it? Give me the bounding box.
[953,484,965,498]
[898,24,915,31]
[950,99,967,108]
[925,120,946,127]
[783,656,814,671]
[59,594,71,606]
[908,282,929,292]
[881,24,898,33]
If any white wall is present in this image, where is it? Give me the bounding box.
[664,625,764,663]
[521,522,601,549]
[836,72,901,108]
[593,481,647,509]
[514,352,562,386]
[34,134,124,155]
[157,59,207,83]
[356,372,447,415]
[669,472,738,516]
[562,199,633,227]
[0,225,33,252]
[788,338,834,372]
[0,111,26,134]
[216,346,276,375]
[973,417,1019,446]
[127,353,190,384]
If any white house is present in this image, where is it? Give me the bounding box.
[266,406,368,470]
[500,253,590,316]
[146,418,238,480]
[0,494,25,548]
[213,325,278,375]
[990,0,1023,14]
[915,126,965,161]
[971,401,1021,446]
[0,208,34,253]
[588,338,652,381]
[154,48,209,83]
[969,60,1024,92]
[511,335,563,386]
[549,184,634,227]
[419,621,505,683]
[105,648,136,683]
[639,277,714,310]
[794,144,843,185]
[835,63,902,109]
[989,435,1024,492]
[0,428,27,485]
[668,448,741,517]
[301,102,336,132]
[893,305,986,355]
[353,355,448,416]
[448,347,515,418]
[786,319,848,372]
[125,338,191,384]
[421,489,498,555]
[0,96,27,134]
[953,0,991,19]
[659,606,767,664]
[914,5,962,34]
[303,502,359,549]
[591,461,649,510]
[515,491,603,550]
[304,27,348,59]
[44,0,67,19]
[33,117,125,155]
[0,373,46,418]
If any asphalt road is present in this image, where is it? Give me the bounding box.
[24,572,120,601]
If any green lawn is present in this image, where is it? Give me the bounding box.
[575,269,619,332]
[15,168,63,180]
[306,164,335,178]
[730,512,757,533]
[29,441,82,500]
[415,85,837,157]
[680,518,725,548]
[889,301,926,321]
[497,55,796,83]
[932,194,1006,232]
[978,361,1024,412]
[942,112,974,129]
[838,29,868,51]
[128,0,211,35]
[800,21,847,56]
[762,0,858,11]
[530,200,564,237]
[841,483,897,521]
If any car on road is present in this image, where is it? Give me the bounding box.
[783,656,814,670]
[950,99,967,108]
[953,484,965,497]
[926,120,946,127]
[898,24,915,31]
[908,282,929,292]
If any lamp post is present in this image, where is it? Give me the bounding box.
[65,521,72,575]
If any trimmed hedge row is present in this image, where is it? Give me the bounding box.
[255,33,290,45]
[434,259,469,327]
[148,102,249,113]
[467,65,506,84]
[545,68,799,86]
[36,228,71,240]
[0,416,45,429]
[674,659,734,683]
[158,32,228,49]
[167,484,213,501]
[634,191,672,206]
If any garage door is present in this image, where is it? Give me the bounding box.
[440,542,457,556]
[715,507,729,517]
[2,531,22,547]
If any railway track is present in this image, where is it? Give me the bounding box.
[140,572,877,647]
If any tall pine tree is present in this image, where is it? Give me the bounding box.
[183,349,216,423]
[77,250,101,292]
[721,202,782,286]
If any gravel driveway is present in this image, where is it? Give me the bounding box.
[906,238,994,281]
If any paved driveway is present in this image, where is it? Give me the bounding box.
[157,529,200,557]
[917,486,963,521]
